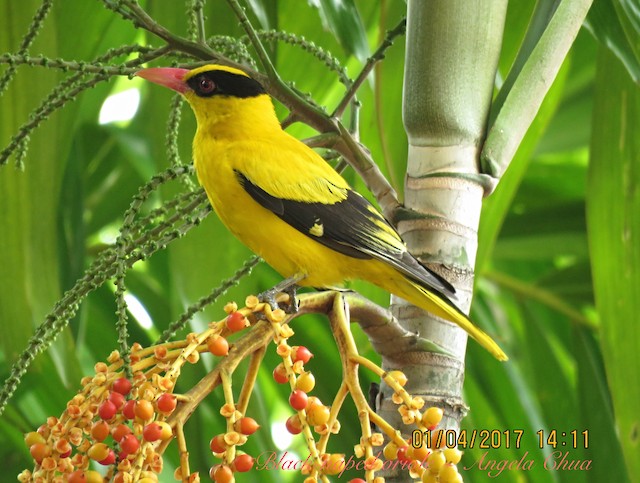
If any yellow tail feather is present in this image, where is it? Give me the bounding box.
[395,277,508,361]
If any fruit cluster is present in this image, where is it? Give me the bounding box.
[18,291,464,483]
[18,350,177,483]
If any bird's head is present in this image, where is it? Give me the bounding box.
[136,64,276,131]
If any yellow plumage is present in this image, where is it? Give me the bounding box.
[137,64,507,361]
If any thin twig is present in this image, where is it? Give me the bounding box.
[332,17,406,118]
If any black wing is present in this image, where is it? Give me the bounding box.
[236,170,457,298]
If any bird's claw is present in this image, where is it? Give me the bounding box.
[257,285,299,315]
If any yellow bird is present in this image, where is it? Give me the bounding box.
[136,64,507,361]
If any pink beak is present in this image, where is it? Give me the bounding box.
[135,68,191,93]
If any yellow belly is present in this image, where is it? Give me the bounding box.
[195,157,356,287]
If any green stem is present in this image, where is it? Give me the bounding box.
[481,0,593,178]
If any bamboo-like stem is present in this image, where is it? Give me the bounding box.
[481,0,593,178]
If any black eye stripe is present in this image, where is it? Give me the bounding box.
[186,70,266,98]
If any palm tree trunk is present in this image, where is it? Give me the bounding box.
[377,1,507,480]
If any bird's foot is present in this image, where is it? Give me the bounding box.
[257,275,304,315]
[257,285,299,315]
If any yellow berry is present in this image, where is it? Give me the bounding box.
[87,442,110,461]
[307,404,330,426]
[422,407,444,429]
[295,371,316,393]
[439,462,460,483]
[383,441,398,460]
[387,370,408,386]
[427,450,446,474]
[422,472,438,483]
[443,447,462,464]
[24,431,45,447]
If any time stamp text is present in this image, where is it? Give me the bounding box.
[411,429,589,450]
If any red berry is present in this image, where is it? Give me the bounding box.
[233,454,254,472]
[122,399,136,420]
[108,391,125,410]
[292,346,313,364]
[112,377,132,396]
[272,363,288,384]
[226,311,247,332]
[397,446,411,463]
[98,449,116,465]
[349,479,367,483]
[209,434,226,454]
[156,393,177,415]
[119,434,140,455]
[289,390,308,411]
[142,423,163,442]
[234,417,260,435]
[98,400,117,420]
[285,415,302,435]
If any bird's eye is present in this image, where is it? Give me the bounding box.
[196,76,216,95]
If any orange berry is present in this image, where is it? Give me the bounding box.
[234,417,260,435]
[29,442,51,464]
[67,470,87,483]
[134,399,154,420]
[412,443,432,462]
[209,434,227,454]
[111,423,132,443]
[91,420,110,442]
[306,396,322,409]
[429,429,447,449]
[207,335,229,356]
[211,464,233,483]
[232,453,254,472]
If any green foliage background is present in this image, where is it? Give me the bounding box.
[1,1,638,482]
